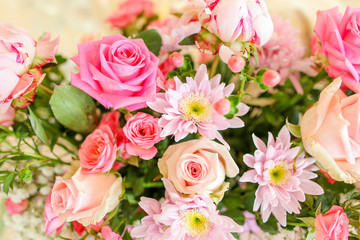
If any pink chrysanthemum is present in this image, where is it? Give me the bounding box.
[239,126,324,226]
[131,178,243,240]
[148,64,249,148]
[258,15,317,94]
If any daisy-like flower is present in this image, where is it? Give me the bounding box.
[131,178,243,240]
[239,126,324,226]
[258,15,317,94]
[148,64,249,148]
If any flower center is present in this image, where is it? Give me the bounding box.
[179,92,212,123]
[182,209,211,238]
[268,162,291,186]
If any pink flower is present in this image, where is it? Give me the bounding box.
[79,125,117,173]
[71,34,159,111]
[258,15,317,94]
[86,219,105,232]
[148,64,249,148]
[182,0,273,46]
[314,7,360,93]
[315,206,349,240]
[0,23,58,108]
[44,193,65,236]
[131,178,243,240]
[240,126,324,226]
[106,0,154,29]
[158,137,239,196]
[0,103,15,127]
[101,226,123,240]
[98,111,120,133]
[50,167,123,226]
[73,221,85,236]
[148,15,201,52]
[123,112,163,160]
[4,198,28,215]
[301,78,360,183]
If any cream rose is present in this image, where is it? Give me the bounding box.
[50,167,123,226]
[158,137,239,196]
[301,78,360,183]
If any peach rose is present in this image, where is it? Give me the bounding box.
[301,78,360,183]
[158,137,239,196]
[0,103,15,127]
[50,167,123,226]
[315,205,349,240]
[79,125,117,173]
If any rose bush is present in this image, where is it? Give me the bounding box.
[158,137,239,197]
[313,7,360,92]
[71,34,159,111]
[301,78,360,183]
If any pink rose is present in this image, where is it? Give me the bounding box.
[0,103,15,127]
[44,193,65,236]
[106,0,154,29]
[71,34,159,111]
[0,23,58,108]
[301,78,360,183]
[98,112,120,133]
[101,226,122,240]
[50,167,123,226]
[315,206,349,240]
[73,221,85,236]
[4,198,28,215]
[158,137,239,196]
[123,112,163,160]
[79,125,117,173]
[314,7,360,92]
[183,0,273,46]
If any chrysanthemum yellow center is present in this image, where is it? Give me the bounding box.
[269,162,291,186]
[182,209,211,238]
[179,92,212,123]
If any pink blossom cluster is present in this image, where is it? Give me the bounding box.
[131,178,243,239]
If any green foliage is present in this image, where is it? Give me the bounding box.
[178,34,196,46]
[50,85,97,134]
[135,29,162,56]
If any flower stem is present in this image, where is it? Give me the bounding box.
[238,74,247,101]
[209,54,220,78]
[38,84,53,95]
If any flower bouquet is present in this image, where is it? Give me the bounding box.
[1,0,360,239]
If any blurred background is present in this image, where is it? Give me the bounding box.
[1,0,360,57]
[1,0,360,239]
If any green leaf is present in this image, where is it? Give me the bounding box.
[316,202,322,216]
[28,106,50,146]
[178,34,197,46]
[50,85,96,133]
[18,169,32,182]
[286,118,302,138]
[133,177,145,197]
[296,217,315,228]
[135,29,162,56]
[3,172,16,195]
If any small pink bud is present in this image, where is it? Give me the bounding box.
[5,199,29,215]
[164,78,176,90]
[228,55,245,73]
[168,52,184,68]
[263,70,281,87]
[214,98,231,115]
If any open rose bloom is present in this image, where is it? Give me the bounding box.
[301,78,360,183]
[0,23,58,108]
